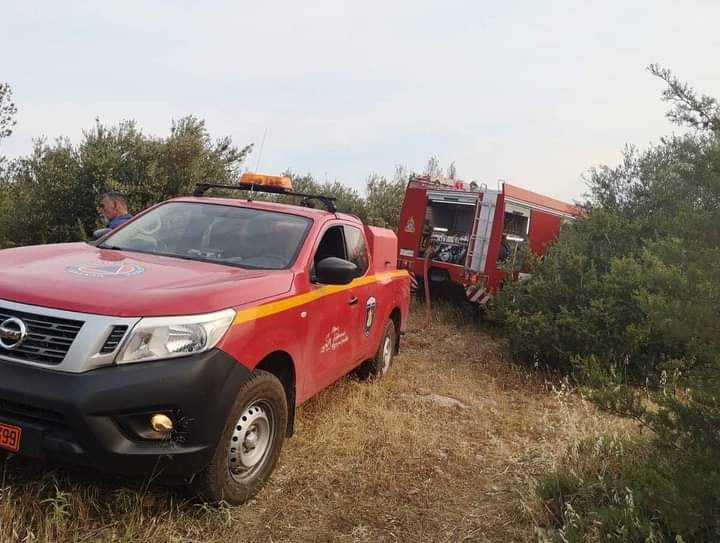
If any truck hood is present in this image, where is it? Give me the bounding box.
[0,243,295,317]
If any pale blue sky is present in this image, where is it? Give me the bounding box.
[2,0,720,202]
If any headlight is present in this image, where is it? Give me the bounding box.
[116,309,235,364]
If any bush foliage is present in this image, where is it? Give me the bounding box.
[492,66,720,540]
[0,113,417,248]
[0,116,252,247]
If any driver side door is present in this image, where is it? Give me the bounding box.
[304,224,360,394]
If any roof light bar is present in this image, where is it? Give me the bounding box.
[192,181,338,213]
[240,172,293,190]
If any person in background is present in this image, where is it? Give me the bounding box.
[98,191,133,229]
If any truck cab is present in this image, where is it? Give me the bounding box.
[0,175,410,504]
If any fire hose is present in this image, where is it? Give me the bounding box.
[423,242,433,328]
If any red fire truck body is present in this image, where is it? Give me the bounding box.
[397,177,578,303]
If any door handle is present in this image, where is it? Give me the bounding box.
[348,296,359,306]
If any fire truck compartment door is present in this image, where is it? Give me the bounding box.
[426,191,478,206]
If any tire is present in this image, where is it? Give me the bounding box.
[356,319,397,380]
[191,370,288,505]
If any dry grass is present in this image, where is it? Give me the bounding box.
[0,302,635,543]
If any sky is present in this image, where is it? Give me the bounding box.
[2,0,720,203]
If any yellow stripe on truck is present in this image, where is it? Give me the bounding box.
[232,270,409,326]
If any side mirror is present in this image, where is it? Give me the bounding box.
[92,228,112,241]
[315,257,358,285]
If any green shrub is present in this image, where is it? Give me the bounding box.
[0,117,252,247]
[539,441,720,542]
[490,66,720,541]
[0,119,417,247]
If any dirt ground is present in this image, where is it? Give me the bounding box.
[0,303,631,542]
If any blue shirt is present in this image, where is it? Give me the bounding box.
[108,214,133,229]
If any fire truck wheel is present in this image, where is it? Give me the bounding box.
[192,369,288,505]
[356,319,396,380]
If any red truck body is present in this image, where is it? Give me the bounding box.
[0,186,410,502]
[397,177,578,303]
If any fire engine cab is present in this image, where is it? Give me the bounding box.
[0,174,410,504]
[397,176,579,304]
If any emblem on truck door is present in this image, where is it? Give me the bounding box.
[364,297,377,336]
[0,317,28,350]
[404,217,415,233]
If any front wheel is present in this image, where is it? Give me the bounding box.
[191,370,288,505]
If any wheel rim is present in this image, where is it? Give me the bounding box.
[227,400,275,482]
[382,333,393,374]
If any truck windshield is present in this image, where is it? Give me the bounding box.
[98,202,312,270]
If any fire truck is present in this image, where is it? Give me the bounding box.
[397,176,579,304]
[0,174,410,504]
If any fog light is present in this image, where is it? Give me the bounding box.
[150,413,173,432]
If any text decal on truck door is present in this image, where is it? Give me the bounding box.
[320,326,349,353]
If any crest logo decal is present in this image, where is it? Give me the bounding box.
[404,217,415,233]
[364,296,377,336]
[66,263,145,278]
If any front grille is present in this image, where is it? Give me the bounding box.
[0,397,67,428]
[100,325,128,354]
[0,306,84,365]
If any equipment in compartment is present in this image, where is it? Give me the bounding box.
[420,200,474,265]
[430,231,469,265]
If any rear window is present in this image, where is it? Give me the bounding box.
[99,202,312,270]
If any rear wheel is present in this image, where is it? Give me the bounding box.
[355,319,397,380]
[191,370,287,505]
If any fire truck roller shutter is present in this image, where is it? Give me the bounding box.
[426,191,478,206]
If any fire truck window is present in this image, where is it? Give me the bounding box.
[497,211,529,265]
[314,225,346,267]
[502,212,528,237]
[343,225,369,276]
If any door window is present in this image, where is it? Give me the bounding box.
[343,226,369,276]
[314,225,346,267]
[312,225,347,282]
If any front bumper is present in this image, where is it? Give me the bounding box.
[0,349,250,483]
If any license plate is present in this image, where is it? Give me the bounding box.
[0,422,21,452]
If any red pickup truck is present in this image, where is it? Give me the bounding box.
[0,176,410,504]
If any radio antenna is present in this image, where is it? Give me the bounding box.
[254,128,268,172]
